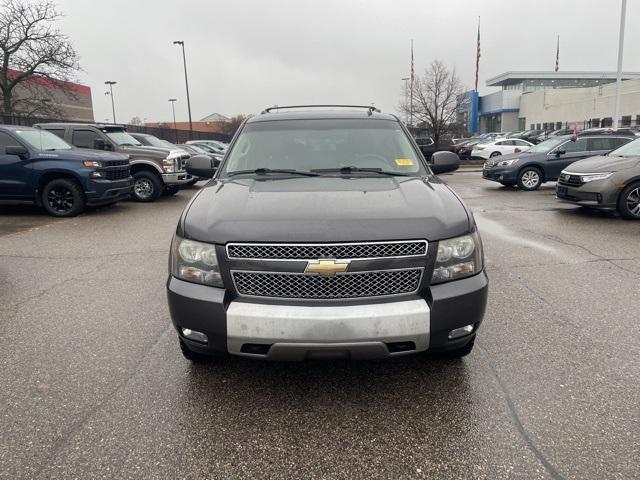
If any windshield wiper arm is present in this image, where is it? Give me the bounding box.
[227,168,320,177]
[311,166,415,177]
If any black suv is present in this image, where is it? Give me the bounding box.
[167,106,488,362]
[482,134,634,190]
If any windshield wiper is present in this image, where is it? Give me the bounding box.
[311,166,415,177]
[227,168,320,177]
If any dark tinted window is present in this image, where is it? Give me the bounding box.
[72,129,101,149]
[611,137,631,148]
[588,137,615,151]
[0,131,21,153]
[561,138,588,153]
[46,128,65,140]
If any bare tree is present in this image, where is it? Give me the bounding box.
[221,114,248,137]
[0,0,80,116]
[399,60,463,144]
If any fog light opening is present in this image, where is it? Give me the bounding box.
[181,327,208,344]
[448,324,475,340]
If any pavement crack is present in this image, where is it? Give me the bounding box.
[33,324,174,477]
[476,343,566,480]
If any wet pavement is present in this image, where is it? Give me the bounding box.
[0,175,638,479]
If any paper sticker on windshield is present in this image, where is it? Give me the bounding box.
[395,159,414,167]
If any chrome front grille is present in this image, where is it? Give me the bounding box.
[226,241,427,260]
[558,173,583,187]
[484,160,495,169]
[232,268,423,299]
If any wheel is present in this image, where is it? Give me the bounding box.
[489,151,501,158]
[41,178,85,217]
[517,167,542,191]
[163,185,180,196]
[617,181,640,219]
[441,335,475,359]
[132,171,162,202]
[179,338,212,363]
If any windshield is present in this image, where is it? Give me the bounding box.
[15,129,72,150]
[187,145,208,154]
[106,130,142,146]
[142,135,173,148]
[609,137,640,157]
[221,119,425,177]
[526,137,567,154]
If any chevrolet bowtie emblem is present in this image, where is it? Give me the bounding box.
[305,259,350,276]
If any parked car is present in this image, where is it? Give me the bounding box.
[186,140,227,153]
[0,125,131,217]
[129,132,185,151]
[579,127,637,137]
[178,144,222,166]
[169,105,487,362]
[415,136,455,160]
[36,123,192,202]
[534,129,573,143]
[471,138,533,159]
[556,137,640,219]
[482,134,634,190]
[518,129,545,144]
[457,139,483,160]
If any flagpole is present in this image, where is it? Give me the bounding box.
[410,39,414,130]
[475,17,480,93]
[613,0,627,131]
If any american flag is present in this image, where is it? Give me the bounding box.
[410,40,415,86]
[475,18,481,91]
[555,36,560,72]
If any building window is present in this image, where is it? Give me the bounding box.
[536,123,541,130]
[601,117,612,127]
[591,118,600,128]
[530,123,535,130]
[556,122,562,130]
[621,115,631,127]
[518,118,526,131]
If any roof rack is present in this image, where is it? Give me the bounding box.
[261,104,382,115]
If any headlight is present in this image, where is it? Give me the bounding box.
[83,160,102,168]
[170,236,223,287]
[431,231,483,284]
[580,172,613,183]
[162,157,177,173]
[496,158,519,167]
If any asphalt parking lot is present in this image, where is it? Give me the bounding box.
[0,173,638,479]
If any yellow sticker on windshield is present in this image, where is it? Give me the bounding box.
[395,159,414,166]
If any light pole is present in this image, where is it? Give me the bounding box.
[401,77,409,124]
[104,81,117,123]
[173,41,193,139]
[613,0,627,130]
[168,98,178,142]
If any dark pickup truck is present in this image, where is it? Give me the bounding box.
[0,125,131,216]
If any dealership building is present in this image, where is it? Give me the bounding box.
[458,71,640,134]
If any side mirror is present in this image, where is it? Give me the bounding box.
[5,145,29,159]
[555,150,566,157]
[430,151,460,174]
[93,138,112,151]
[186,155,217,178]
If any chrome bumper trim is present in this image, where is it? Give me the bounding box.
[226,299,430,360]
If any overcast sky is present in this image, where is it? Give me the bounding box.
[54,0,639,124]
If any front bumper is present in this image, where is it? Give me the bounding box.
[85,178,132,206]
[556,181,619,209]
[166,271,488,361]
[162,172,193,185]
[482,167,518,184]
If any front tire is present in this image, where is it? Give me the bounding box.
[517,167,542,191]
[132,171,162,202]
[163,185,180,196]
[41,178,85,217]
[490,151,501,158]
[618,181,640,219]
[179,338,212,363]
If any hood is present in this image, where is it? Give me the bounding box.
[183,176,470,244]
[563,155,640,173]
[119,145,170,159]
[36,148,128,161]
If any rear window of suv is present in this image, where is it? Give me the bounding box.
[221,119,425,176]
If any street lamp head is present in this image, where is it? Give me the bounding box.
[104,80,116,85]
[173,40,183,45]
[168,98,177,102]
